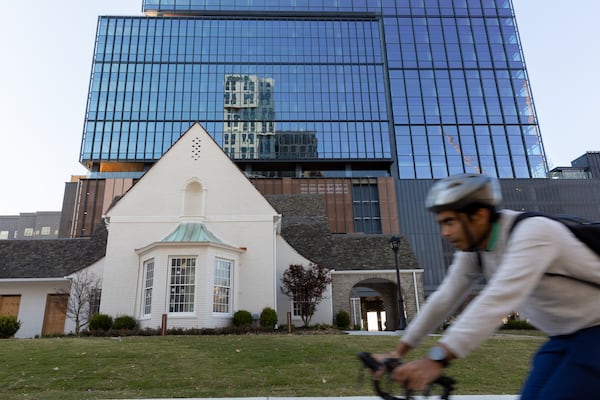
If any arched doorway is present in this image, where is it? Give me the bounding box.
[351,278,398,331]
[330,270,424,331]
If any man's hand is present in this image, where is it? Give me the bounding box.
[369,341,414,379]
[368,351,402,379]
[390,359,444,391]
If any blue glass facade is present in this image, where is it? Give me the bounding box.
[81,0,547,179]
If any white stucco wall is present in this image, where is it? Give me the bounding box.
[207,219,279,313]
[275,236,333,327]
[63,258,105,335]
[0,279,70,338]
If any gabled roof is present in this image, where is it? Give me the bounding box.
[0,224,107,280]
[105,123,278,218]
[162,222,225,245]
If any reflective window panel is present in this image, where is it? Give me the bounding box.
[82,0,548,179]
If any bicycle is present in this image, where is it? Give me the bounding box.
[357,352,456,400]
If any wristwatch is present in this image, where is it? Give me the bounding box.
[428,345,450,367]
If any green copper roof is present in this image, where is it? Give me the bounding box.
[162,223,225,244]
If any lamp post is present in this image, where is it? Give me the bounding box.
[389,236,407,330]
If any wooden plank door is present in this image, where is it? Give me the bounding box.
[42,294,69,336]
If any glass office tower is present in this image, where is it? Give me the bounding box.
[80,0,547,180]
[71,0,549,288]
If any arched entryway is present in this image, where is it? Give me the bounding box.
[350,281,395,331]
[331,270,424,331]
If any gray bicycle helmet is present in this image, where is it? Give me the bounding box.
[425,173,502,213]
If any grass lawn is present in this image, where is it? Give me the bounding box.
[0,331,545,400]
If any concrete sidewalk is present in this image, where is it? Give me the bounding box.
[134,396,518,400]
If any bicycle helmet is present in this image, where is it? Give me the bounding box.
[425,173,502,213]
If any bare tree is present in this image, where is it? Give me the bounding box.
[280,263,332,327]
[62,270,101,334]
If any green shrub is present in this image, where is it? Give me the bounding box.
[89,313,113,331]
[232,310,253,327]
[311,323,334,330]
[259,307,278,329]
[0,315,22,338]
[113,315,137,330]
[334,310,350,330]
[501,319,536,330]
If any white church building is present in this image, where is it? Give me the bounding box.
[0,123,423,338]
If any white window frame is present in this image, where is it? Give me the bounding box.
[213,258,233,314]
[168,256,196,314]
[291,299,302,318]
[40,226,51,236]
[23,228,34,237]
[89,288,101,320]
[142,258,155,317]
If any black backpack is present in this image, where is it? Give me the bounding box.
[509,211,600,288]
[509,212,600,257]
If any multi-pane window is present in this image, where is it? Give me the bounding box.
[352,182,382,234]
[213,258,232,314]
[89,288,101,320]
[142,259,155,316]
[41,226,51,236]
[292,299,302,317]
[169,257,196,313]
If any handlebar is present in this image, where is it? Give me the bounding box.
[357,352,456,400]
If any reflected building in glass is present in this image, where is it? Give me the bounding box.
[65,0,551,289]
[276,130,319,160]
[223,74,276,160]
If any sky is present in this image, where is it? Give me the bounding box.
[0,1,598,215]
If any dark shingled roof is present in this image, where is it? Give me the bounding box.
[0,195,419,280]
[266,194,420,270]
[0,223,107,279]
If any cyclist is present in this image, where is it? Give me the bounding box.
[382,173,600,399]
